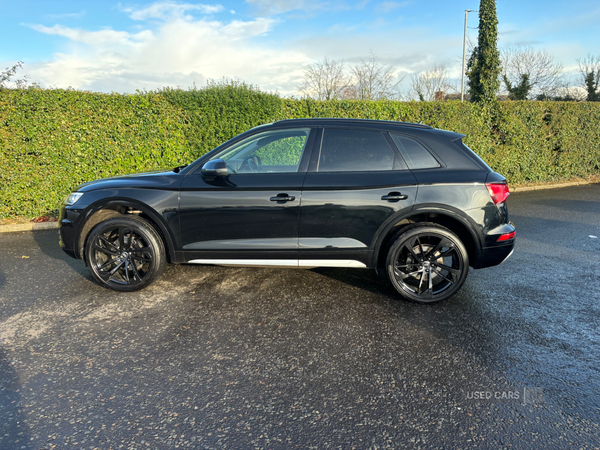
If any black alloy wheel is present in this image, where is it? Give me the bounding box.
[386,224,469,304]
[85,216,166,292]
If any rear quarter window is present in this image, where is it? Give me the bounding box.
[456,141,493,171]
[391,134,440,170]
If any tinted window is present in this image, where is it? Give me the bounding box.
[215,128,310,174]
[318,129,395,172]
[391,135,439,169]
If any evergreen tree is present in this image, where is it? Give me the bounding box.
[467,0,501,103]
[503,74,532,100]
[584,72,600,102]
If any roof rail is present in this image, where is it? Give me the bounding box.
[274,118,432,129]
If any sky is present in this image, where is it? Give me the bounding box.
[1,0,599,96]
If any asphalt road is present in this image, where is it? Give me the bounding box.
[1,184,599,449]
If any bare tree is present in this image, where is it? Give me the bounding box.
[500,47,563,100]
[297,57,350,100]
[577,53,600,101]
[347,51,404,100]
[0,61,28,89]
[410,65,455,101]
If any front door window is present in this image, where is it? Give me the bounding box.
[213,128,311,174]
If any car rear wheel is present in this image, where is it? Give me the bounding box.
[84,216,166,292]
[386,224,469,304]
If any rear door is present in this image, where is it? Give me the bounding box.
[298,127,417,267]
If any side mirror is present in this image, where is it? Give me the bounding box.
[201,159,228,179]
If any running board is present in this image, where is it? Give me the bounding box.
[187,259,367,268]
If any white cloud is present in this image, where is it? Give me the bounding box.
[26,12,311,95]
[24,2,468,97]
[122,2,225,20]
[374,1,410,13]
[28,24,152,46]
[290,23,466,96]
[221,18,274,40]
[245,0,370,16]
[47,11,87,20]
[294,26,461,72]
[245,0,308,15]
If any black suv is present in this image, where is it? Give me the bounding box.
[59,118,515,303]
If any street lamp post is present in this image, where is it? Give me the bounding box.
[461,9,475,102]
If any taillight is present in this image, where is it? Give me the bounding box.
[486,182,510,205]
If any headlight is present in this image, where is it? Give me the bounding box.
[64,192,84,206]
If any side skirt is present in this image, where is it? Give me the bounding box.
[187,259,367,268]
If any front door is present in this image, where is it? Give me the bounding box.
[179,127,315,265]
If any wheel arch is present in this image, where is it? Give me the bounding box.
[371,205,483,270]
[75,199,177,263]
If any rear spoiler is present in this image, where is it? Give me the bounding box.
[435,129,466,141]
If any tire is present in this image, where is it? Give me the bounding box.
[386,223,469,304]
[84,216,166,292]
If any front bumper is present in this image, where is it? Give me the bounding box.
[58,204,81,259]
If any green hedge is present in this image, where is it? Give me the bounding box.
[0,89,190,219]
[1,85,599,220]
[283,99,600,183]
[157,80,282,158]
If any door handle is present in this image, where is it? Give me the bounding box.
[381,192,408,202]
[270,193,296,202]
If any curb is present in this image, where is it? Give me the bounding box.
[0,221,59,234]
[511,179,597,192]
[0,180,597,234]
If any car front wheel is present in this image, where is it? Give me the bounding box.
[386,224,469,304]
[84,216,166,292]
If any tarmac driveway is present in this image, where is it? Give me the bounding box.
[1,184,599,449]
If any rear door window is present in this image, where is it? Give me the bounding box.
[318,128,395,172]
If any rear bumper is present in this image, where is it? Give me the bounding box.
[475,241,515,268]
[474,220,516,269]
